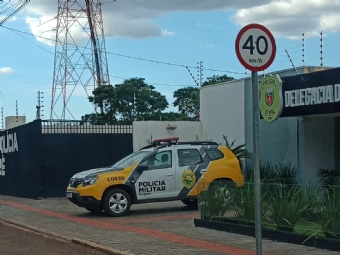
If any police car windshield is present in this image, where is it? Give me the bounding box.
[110,151,151,169]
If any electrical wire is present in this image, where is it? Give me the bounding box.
[101,0,116,4]
[0,92,8,117]
[110,75,192,87]
[10,28,54,55]
[0,25,246,75]
[2,25,198,87]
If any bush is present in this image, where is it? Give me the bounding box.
[267,184,310,232]
[198,181,235,220]
[316,182,340,239]
[317,168,340,188]
[243,161,297,184]
[233,181,268,224]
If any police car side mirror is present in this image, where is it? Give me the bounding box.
[136,165,149,172]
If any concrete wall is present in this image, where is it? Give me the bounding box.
[5,116,26,130]
[132,121,202,151]
[303,116,335,181]
[243,67,307,168]
[200,79,245,146]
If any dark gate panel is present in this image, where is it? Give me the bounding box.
[41,122,133,198]
[0,120,42,199]
[1,120,133,199]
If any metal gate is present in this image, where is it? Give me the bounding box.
[0,120,133,199]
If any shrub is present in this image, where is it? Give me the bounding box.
[317,168,340,189]
[198,181,235,220]
[268,184,311,232]
[316,182,340,239]
[222,135,252,161]
[233,181,268,224]
[275,162,297,185]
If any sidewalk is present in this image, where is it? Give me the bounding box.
[0,195,338,255]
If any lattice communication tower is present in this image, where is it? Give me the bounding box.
[51,0,110,120]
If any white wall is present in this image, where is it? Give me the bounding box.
[133,121,202,151]
[303,116,335,182]
[200,79,245,146]
[5,116,26,130]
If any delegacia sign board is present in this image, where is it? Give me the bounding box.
[260,67,340,122]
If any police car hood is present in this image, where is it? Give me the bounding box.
[73,167,124,179]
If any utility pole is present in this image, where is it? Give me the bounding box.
[36,91,44,120]
[302,33,305,66]
[320,32,324,69]
[15,100,18,126]
[197,61,203,87]
[1,107,3,130]
[133,94,137,121]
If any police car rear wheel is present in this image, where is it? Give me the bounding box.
[103,189,131,217]
[181,198,198,207]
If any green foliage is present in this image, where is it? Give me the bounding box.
[81,113,118,125]
[88,85,116,115]
[202,75,235,86]
[317,168,340,188]
[173,87,200,120]
[222,135,252,161]
[267,184,311,232]
[316,182,340,238]
[85,78,169,124]
[199,182,235,219]
[115,78,168,121]
[158,112,194,121]
[146,135,153,145]
[243,161,297,184]
[233,182,268,224]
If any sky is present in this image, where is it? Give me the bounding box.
[0,0,340,123]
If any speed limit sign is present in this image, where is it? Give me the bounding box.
[235,23,276,72]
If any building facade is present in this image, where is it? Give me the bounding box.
[200,66,339,182]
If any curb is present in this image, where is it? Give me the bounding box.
[72,238,136,255]
[0,219,136,255]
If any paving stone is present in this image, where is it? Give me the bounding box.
[1,196,339,255]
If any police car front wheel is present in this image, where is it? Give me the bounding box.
[103,189,131,217]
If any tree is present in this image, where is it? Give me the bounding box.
[88,85,117,115]
[114,78,168,121]
[84,78,169,123]
[202,74,235,86]
[173,87,200,120]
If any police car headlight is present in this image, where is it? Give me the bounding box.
[82,176,98,186]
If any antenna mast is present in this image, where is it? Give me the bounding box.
[51,0,110,120]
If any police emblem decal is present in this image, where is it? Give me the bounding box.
[181,169,196,189]
[265,88,274,106]
[259,74,283,123]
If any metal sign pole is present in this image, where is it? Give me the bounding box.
[251,71,262,255]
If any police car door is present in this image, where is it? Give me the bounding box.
[135,149,175,200]
[175,147,207,198]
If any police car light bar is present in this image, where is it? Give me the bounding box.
[153,137,179,143]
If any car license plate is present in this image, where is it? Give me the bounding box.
[66,192,72,198]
